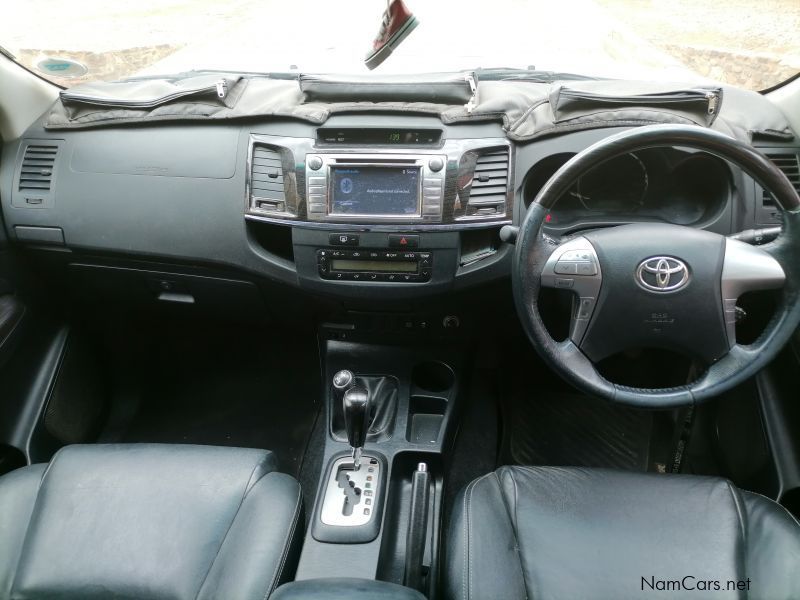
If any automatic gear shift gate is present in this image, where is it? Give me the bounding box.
[320,455,381,526]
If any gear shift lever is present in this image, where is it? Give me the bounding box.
[333,370,371,469]
[343,386,371,469]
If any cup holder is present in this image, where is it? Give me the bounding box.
[411,361,455,394]
[407,395,447,444]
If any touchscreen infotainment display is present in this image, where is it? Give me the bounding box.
[330,166,420,216]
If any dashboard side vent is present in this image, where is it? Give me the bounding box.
[758,152,799,224]
[467,148,510,216]
[18,143,59,193]
[250,145,286,213]
[763,153,800,207]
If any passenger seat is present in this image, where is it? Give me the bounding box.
[0,444,303,599]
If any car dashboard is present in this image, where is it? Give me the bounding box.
[1,103,797,311]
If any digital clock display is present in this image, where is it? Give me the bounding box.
[316,128,442,146]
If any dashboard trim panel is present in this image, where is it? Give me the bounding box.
[246,134,514,227]
[244,212,511,232]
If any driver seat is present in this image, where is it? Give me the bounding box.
[446,467,800,600]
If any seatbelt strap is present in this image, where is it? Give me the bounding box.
[670,405,695,474]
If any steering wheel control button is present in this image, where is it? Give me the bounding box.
[388,234,419,248]
[554,261,579,275]
[307,156,323,171]
[559,250,592,261]
[539,237,602,348]
[576,297,595,320]
[568,297,597,343]
[636,256,690,292]
[556,250,598,277]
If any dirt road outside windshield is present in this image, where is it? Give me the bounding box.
[1,0,798,90]
[597,0,800,90]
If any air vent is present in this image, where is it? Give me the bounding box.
[467,148,509,216]
[250,145,286,213]
[762,153,800,208]
[18,143,59,193]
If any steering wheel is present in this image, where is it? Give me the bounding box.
[513,124,800,408]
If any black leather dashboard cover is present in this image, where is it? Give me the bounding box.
[300,72,475,104]
[44,76,793,143]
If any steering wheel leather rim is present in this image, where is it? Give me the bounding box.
[513,124,800,408]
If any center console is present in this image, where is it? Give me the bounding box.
[242,122,506,598]
[295,339,464,599]
[245,126,500,596]
[244,127,514,299]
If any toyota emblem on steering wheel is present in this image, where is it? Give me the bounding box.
[636,257,690,292]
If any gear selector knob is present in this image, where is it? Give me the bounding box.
[332,369,355,412]
[333,370,355,396]
[343,386,371,469]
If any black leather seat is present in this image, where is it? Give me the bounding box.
[446,466,800,600]
[0,444,303,600]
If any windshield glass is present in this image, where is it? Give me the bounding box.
[2,0,798,91]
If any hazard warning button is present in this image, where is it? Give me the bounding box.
[388,234,419,249]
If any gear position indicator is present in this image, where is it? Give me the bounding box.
[320,456,380,526]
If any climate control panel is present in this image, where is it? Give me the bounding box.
[317,248,433,282]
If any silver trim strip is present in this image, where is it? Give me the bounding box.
[245,213,511,232]
[540,236,603,345]
[720,239,785,347]
[320,455,380,527]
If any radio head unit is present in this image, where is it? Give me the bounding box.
[330,165,420,217]
[305,153,446,223]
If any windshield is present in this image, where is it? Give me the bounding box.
[2,0,798,91]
